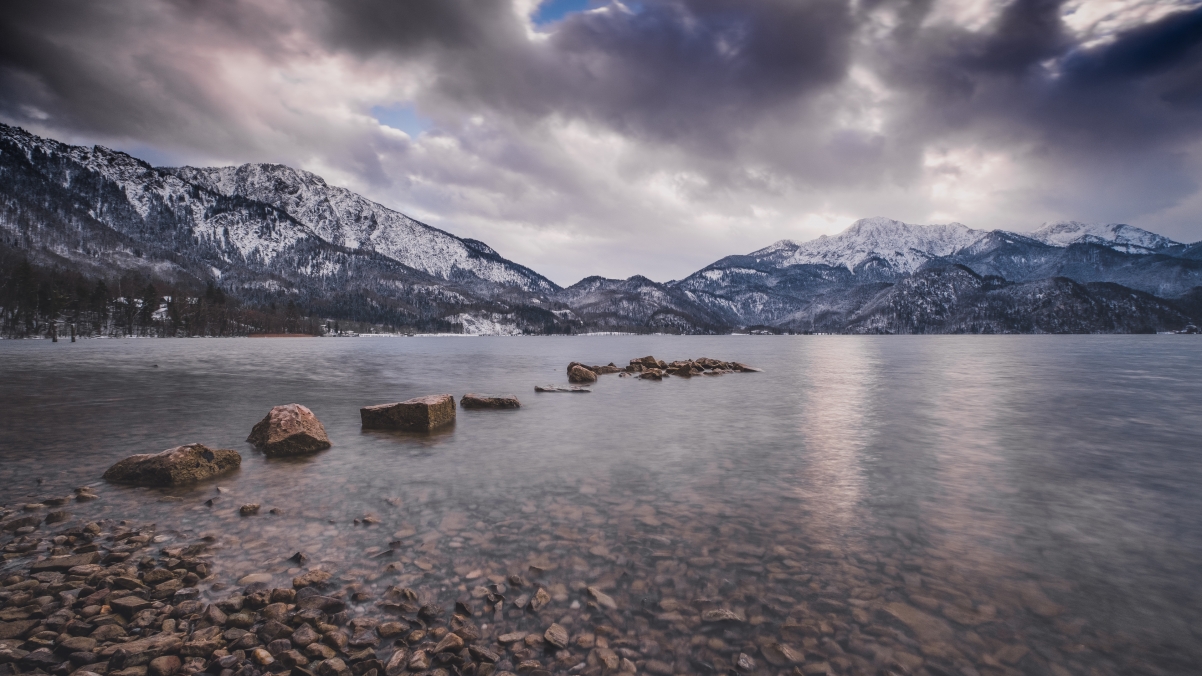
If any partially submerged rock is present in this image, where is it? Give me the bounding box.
[247,404,332,457]
[361,394,456,431]
[534,385,590,393]
[567,364,597,383]
[103,444,241,487]
[460,393,521,409]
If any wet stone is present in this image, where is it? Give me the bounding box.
[247,404,332,457]
[103,444,241,487]
[543,624,568,649]
[360,395,456,432]
[460,394,521,409]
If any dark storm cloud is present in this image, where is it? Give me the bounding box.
[318,0,855,154]
[1,0,1201,282]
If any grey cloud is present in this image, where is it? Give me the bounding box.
[0,0,1200,284]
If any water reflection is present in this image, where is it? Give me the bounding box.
[794,338,875,533]
[1,336,1200,674]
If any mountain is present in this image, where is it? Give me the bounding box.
[751,217,985,273]
[664,217,1202,330]
[0,123,1198,336]
[554,275,732,333]
[830,265,1191,334]
[0,123,575,335]
[1028,220,1179,253]
[168,164,556,295]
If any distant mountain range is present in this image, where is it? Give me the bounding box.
[2,124,1200,335]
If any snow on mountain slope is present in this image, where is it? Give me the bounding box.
[752,217,987,273]
[1029,221,1179,253]
[0,123,317,268]
[171,164,557,293]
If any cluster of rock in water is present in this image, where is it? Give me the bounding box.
[4,355,1181,676]
[567,357,760,384]
[103,392,524,490]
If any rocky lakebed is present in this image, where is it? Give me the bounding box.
[0,353,1195,676]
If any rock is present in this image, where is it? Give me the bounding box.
[460,394,521,409]
[295,594,344,613]
[594,648,619,671]
[109,596,153,616]
[567,365,597,383]
[279,650,310,668]
[360,395,456,431]
[529,588,551,612]
[497,632,526,644]
[30,552,101,572]
[148,655,181,676]
[883,603,954,644]
[290,624,320,648]
[735,653,756,672]
[239,504,261,517]
[238,573,273,585]
[760,642,802,666]
[433,633,463,653]
[586,587,617,610]
[407,651,430,672]
[533,385,590,393]
[639,370,663,381]
[143,569,175,585]
[251,648,275,667]
[0,620,38,640]
[247,404,332,457]
[0,515,42,531]
[700,609,743,623]
[543,624,568,649]
[103,444,241,487]
[383,649,408,676]
[99,633,184,666]
[293,570,333,589]
[45,510,71,524]
[59,636,98,654]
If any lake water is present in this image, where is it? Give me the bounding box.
[2,335,1201,675]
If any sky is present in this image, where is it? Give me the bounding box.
[2,0,1201,286]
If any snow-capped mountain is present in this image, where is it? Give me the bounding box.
[1029,221,1178,253]
[752,217,987,273]
[170,164,555,293]
[0,123,576,333]
[1,122,1198,335]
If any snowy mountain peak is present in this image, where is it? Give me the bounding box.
[1029,221,1178,253]
[753,217,986,273]
[169,162,558,293]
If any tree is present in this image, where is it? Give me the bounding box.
[139,282,159,333]
[89,280,109,335]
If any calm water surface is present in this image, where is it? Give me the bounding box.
[1,336,1200,675]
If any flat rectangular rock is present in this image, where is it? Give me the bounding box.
[460,394,520,409]
[361,394,456,431]
[30,551,102,572]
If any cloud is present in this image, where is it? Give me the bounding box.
[1,0,1201,285]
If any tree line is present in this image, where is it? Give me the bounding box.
[0,253,323,339]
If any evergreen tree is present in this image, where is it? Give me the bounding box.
[139,282,159,333]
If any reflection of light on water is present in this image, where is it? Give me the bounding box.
[917,343,1029,573]
[793,338,876,532]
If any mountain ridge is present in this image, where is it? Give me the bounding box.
[1,124,1198,336]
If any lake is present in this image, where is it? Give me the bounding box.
[1,335,1200,675]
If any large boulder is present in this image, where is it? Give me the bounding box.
[567,364,597,383]
[361,395,456,431]
[247,404,332,457]
[460,393,521,409]
[104,444,241,487]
